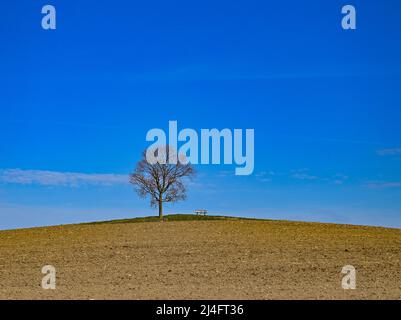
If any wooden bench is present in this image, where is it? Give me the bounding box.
[194,209,207,216]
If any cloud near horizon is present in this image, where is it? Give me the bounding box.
[376,148,401,156]
[0,169,129,187]
[291,169,320,181]
[364,181,401,189]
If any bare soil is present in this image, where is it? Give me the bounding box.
[1,219,401,299]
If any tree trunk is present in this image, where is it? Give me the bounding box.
[158,199,163,220]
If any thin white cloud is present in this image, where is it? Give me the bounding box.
[377,148,401,156]
[291,169,319,180]
[0,169,128,187]
[332,173,349,185]
[364,181,401,189]
[217,170,234,177]
[255,171,275,182]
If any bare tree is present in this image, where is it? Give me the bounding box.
[130,146,195,220]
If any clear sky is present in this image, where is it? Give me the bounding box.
[1,0,401,230]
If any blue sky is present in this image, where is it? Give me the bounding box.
[1,0,401,229]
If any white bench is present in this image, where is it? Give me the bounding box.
[194,209,207,216]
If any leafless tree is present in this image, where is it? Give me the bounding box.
[130,145,195,220]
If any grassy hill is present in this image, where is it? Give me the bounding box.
[84,213,268,225]
[0,214,400,299]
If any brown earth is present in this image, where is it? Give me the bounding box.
[0,218,401,299]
